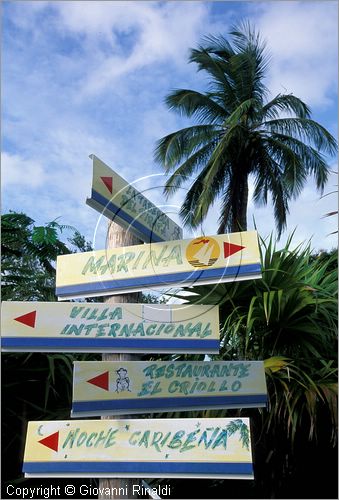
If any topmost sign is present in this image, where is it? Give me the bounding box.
[86,154,183,243]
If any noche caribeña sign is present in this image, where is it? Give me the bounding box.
[56,231,261,300]
[71,361,267,417]
[1,302,220,354]
[86,154,182,243]
[23,418,254,479]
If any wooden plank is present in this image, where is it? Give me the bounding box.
[86,155,182,243]
[55,231,261,300]
[71,360,267,417]
[1,302,220,354]
[23,418,254,479]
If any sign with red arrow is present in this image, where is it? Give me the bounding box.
[38,431,59,452]
[71,360,267,417]
[14,310,36,328]
[56,231,261,300]
[87,371,109,391]
[86,154,182,243]
[23,418,254,479]
[1,302,220,354]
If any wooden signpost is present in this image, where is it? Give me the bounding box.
[23,418,254,479]
[1,302,220,354]
[86,154,183,243]
[55,231,262,300]
[71,360,267,417]
[16,153,265,493]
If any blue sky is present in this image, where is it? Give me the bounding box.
[2,1,338,252]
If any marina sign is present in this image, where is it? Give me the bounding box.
[71,360,267,417]
[86,154,182,243]
[1,302,220,354]
[56,230,261,300]
[23,418,254,479]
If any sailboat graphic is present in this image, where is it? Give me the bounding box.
[189,240,219,267]
[193,242,214,265]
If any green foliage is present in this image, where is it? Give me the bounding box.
[1,211,99,488]
[154,22,337,235]
[1,212,92,301]
[171,235,338,447]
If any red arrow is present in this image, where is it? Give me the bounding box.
[87,371,109,391]
[14,310,36,328]
[224,242,245,258]
[39,431,59,452]
[100,176,113,194]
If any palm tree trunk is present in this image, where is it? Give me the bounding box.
[232,176,248,233]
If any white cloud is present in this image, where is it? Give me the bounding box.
[1,152,46,188]
[254,1,338,107]
[48,1,209,96]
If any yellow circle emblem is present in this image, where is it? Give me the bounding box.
[186,237,220,268]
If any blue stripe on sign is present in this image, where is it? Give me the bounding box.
[1,337,219,350]
[91,190,164,242]
[56,263,261,298]
[72,394,268,413]
[23,461,253,475]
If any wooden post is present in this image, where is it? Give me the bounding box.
[99,221,141,500]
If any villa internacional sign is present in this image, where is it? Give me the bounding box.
[55,231,261,300]
[23,418,254,479]
[0,302,220,354]
[71,360,268,417]
[86,154,183,243]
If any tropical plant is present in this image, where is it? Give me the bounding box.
[169,235,337,497]
[1,212,101,491]
[1,212,80,301]
[154,22,337,236]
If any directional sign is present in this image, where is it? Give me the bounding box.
[71,361,267,417]
[86,154,183,243]
[1,302,220,354]
[56,230,261,300]
[23,418,254,479]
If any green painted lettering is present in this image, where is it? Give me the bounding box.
[62,428,80,449]
[161,245,182,267]
[143,364,157,379]
[231,380,241,391]
[117,252,135,273]
[132,251,145,270]
[105,429,118,448]
[84,323,98,336]
[139,431,150,448]
[109,307,122,320]
[201,322,212,338]
[198,427,220,449]
[96,323,109,337]
[70,306,84,319]
[181,430,200,453]
[81,256,105,275]
[151,432,163,452]
[77,432,88,447]
[86,432,98,447]
[88,309,98,320]
[146,324,157,336]
[129,431,141,446]
[108,323,120,337]
[168,430,185,449]
[212,430,227,449]
[97,308,109,321]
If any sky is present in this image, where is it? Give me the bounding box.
[2,0,338,254]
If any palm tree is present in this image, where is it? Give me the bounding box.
[154,22,337,236]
